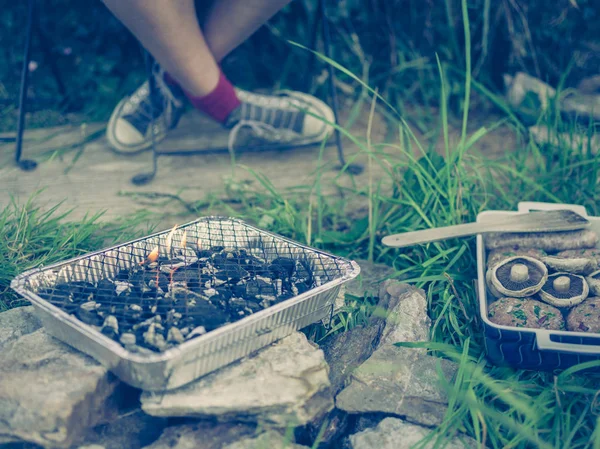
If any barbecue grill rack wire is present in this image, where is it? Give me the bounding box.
[11,217,359,390]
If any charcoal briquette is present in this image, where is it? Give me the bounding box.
[167,327,184,344]
[120,332,136,346]
[271,257,295,276]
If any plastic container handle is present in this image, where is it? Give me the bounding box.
[536,332,600,355]
[518,201,589,218]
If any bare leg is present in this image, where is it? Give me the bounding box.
[102,0,219,96]
[202,0,292,62]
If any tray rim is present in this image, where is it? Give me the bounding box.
[476,204,600,346]
[10,215,361,365]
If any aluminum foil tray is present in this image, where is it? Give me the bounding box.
[11,217,360,391]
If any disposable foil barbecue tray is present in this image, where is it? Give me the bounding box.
[11,217,360,391]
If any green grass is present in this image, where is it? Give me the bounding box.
[1,2,599,448]
[0,192,153,311]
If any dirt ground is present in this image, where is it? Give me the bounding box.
[0,99,518,231]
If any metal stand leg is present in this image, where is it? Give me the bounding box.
[319,0,363,175]
[131,51,159,185]
[15,0,38,171]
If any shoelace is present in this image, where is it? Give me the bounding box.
[227,91,307,153]
[126,65,183,125]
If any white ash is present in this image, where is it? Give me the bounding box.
[274,279,283,296]
[204,281,212,289]
[120,332,136,346]
[256,275,272,284]
[129,304,143,312]
[114,281,133,296]
[213,278,227,287]
[186,326,207,340]
[291,285,299,295]
[204,288,218,297]
[167,327,184,344]
[180,327,190,337]
[168,281,188,293]
[144,323,167,351]
[134,315,161,331]
[80,301,99,312]
[102,315,119,333]
[314,276,322,287]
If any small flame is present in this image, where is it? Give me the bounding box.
[147,246,159,263]
[180,230,188,249]
[165,224,178,254]
[197,237,203,250]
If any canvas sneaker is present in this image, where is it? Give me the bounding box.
[225,89,335,150]
[106,65,185,154]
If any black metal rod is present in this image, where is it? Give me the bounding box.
[319,0,345,168]
[15,0,35,165]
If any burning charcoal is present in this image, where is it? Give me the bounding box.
[114,281,133,297]
[128,345,156,355]
[133,315,161,332]
[273,279,283,296]
[197,249,215,259]
[294,282,311,295]
[180,327,190,337]
[167,327,185,344]
[228,297,261,318]
[292,260,313,285]
[243,256,270,275]
[101,315,119,339]
[215,264,248,283]
[120,332,136,346]
[186,326,207,340]
[181,301,230,331]
[210,246,225,252]
[271,257,295,277]
[143,323,167,351]
[257,295,277,309]
[77,301,102,326]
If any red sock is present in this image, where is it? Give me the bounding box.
[166,70,240,123]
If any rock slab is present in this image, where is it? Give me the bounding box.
[141,422,255,449]
[376,281,431,349]
[335,345,457,426]
[141,332,333,427]
[349,418,478,449]
[0,307,124,448]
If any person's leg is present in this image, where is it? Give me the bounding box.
[102,0,219,96]
[202,0,292,62]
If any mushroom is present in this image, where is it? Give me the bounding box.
[538,272,589,308]
[541,255,597,275]
[487,247,546,270]
[487,256,548,298]
[586,269,600,296]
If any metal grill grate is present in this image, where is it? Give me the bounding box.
[17,217,353,356]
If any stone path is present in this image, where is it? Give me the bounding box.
[0,262,480,449]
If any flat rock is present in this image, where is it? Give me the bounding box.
[141,422,255,449]
[223,431,310,449]
[141,332,333,428]
[375,281,431,349]
[0,306,41,346]
[321,324,382,395]
[0,308,124,448]
[349,417,478,449]
[335,345,457,426]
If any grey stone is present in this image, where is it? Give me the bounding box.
[0,306,41,347]
[321,324,382,395]
[0,308,124,448]
[81,410,167,449]
[349,418,478,449]
[223,431,309,449]
[141,332,333,428]
[141,422,255,449]
[375,281,431,350]
[335,345,457,426]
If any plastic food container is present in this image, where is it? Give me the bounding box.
[477,202,600,371]
[11,217,360,391]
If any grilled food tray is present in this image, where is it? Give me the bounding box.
[477,202,600,371]
[11,217,360,391]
